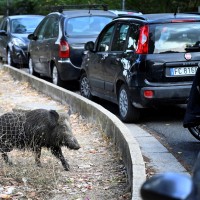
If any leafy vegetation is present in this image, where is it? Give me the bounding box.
[0,0,199,16]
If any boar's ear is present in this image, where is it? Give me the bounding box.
[49,110,59,124]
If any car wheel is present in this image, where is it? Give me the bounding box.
[52,64,64,87]
[188,126,200,141]
[29,57,35,75]
[7,49,16,67]
[80,73,93,100]
[118,84,140,122]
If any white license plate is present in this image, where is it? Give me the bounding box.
[170,66,198,76]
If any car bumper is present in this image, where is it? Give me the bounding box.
[130,84,192,108]
[57,59,81,81]
[11,45,28,65]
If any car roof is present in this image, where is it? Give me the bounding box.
[114,13,200,23]
[109,10,142,16]
[143,13,200,20]
[6,15,44,20]
[61,9,117,18]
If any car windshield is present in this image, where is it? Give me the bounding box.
[11,17,43,34]
[150,22,200,53]
[65,16,113,36]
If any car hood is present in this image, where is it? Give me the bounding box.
[12,33,30,43]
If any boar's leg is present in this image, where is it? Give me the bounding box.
[2,152,13,165]
[34,146,42,167]
[50,146,70,171]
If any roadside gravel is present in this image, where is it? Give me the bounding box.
[0,69,131,200]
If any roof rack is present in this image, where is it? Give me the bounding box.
[49,4,108,13]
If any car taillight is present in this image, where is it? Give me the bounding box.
[59,40,70,58]
[144,90,154,98]
[136,25,149,54]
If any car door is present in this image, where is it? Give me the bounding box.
[103,22,130,101]
[88,23,115,94]
[29,17,48,73]
[38,16,59,76]
[30,16,59,76]
[0,18,9,61]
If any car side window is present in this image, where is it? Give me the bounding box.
[126,24,140,51]
[111,23,129,51]
[34,16,58,40]
[0,19,8,32]
[97,24,115,52]
[35,18,49,40]
[43,17,59,39]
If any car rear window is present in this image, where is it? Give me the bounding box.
[65,16,113,37]
[149,22,200,54]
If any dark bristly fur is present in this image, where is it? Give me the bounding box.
[0,109,80,170]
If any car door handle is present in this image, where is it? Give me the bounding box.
[101,53,108,60]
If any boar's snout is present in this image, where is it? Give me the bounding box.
[65,135,81,150]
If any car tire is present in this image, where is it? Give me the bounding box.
[52,64,65,87]
[118,84,140,122]
[7,49,16,67]
[188,126,200,141]
[28,57,38,76]
[80,73,93,100]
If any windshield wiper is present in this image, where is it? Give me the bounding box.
[185,46,200,52]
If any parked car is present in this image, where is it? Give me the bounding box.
[80,13,200,122]
[0,15,44,67]
[27,5,117,86]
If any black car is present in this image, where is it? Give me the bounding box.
[0,15,44,67]
[27,5,117,86]
[80,13,200,122]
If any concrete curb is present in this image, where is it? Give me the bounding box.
[3,65,146,200]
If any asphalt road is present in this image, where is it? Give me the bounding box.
[95,99,200,173]
[138,104,200,173]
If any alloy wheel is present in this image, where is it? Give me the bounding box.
[7,50,12,66]
[80,74,92,99]
[52,65,58,85]
[28,58,33,75]
[119,88,128,118]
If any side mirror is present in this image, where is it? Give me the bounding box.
[28,33,38,40]
[0,30,7,36]
[85,41,94,51]
[141,172,194,200]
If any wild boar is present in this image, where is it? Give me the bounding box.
[0,109,80,170]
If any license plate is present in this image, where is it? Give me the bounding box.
[170,66,198,76]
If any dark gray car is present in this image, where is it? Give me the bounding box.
[0,15,44,67]
[28,7,117,86]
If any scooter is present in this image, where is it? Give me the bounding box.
[140,152,200,200]
[183,66,200,141]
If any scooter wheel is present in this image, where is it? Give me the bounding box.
[188,126,200,141]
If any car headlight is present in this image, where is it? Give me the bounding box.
[12,38,26,47]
